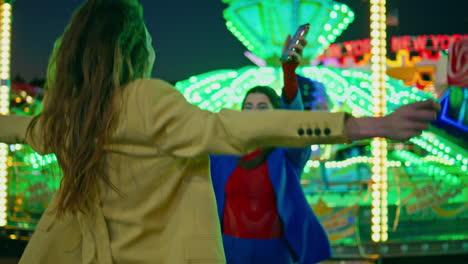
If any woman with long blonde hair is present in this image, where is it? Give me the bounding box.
[0,0,439,263]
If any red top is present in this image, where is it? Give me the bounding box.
[222,149,283,239]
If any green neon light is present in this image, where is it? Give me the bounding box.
[222,0,354,62]
[391,150,463,186]
[175,65,468,180]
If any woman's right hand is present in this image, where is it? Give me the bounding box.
[381,99,440,140]
[345,99,440,141]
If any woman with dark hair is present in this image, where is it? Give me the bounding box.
[0,0,439,263]
[241,86,283,110]
[209,40,330,264]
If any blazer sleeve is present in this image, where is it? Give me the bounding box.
[280,92,312,174]
[281,84,304,111]
[140,79,349,158]
[0,115,33,144]
[0,114,50,155]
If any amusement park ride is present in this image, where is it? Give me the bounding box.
[1,0,467,261]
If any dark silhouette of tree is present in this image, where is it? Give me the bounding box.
[13,74,25,83]
[29,78,46,88]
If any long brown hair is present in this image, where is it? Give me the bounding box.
[28,0,151,216]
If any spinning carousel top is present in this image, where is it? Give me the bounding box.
[222,0,354,65]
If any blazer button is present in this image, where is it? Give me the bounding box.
[314,128,321,136]
[306,128,313,136]
[324,128,331,136]
[297,128,305,136]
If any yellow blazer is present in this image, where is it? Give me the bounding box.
[0,79,349,264]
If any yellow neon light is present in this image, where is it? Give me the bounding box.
[370,0,388,243]
[0,1,12,227]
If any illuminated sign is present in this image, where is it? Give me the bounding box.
[319,34,468,59]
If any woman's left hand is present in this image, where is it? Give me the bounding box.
[282,35,308,63]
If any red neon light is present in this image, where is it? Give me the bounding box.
[320,34,468,59]
[412,36,427,52]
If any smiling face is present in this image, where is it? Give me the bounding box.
[242,92,274,111]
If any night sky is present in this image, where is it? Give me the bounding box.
[10,0,468,84]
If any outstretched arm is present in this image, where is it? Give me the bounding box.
[281,34,305,105]
[0,115,33,144]
[345,99,440,141]
[141,79,349,157]
[0,81,439,158]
